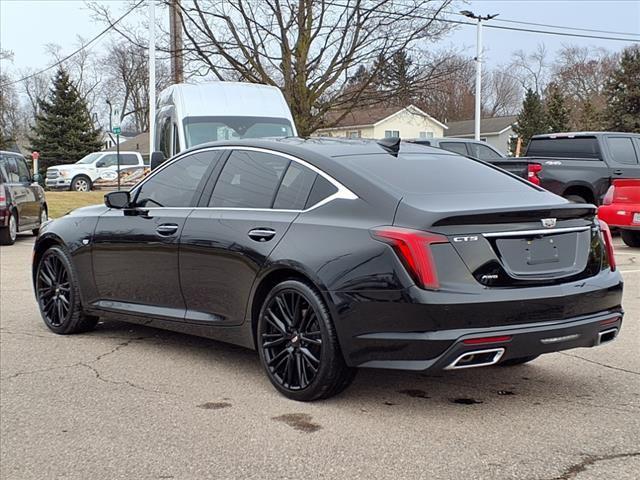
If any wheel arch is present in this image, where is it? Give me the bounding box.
[562,182,596,204]
[70,173,92,190]
[247,264,334,350]
[32,233,66,285]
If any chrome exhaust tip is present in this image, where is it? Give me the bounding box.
[597,328,618,346]
[445,348,505,370]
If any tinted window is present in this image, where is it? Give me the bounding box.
[98,154,117,168]
[210,151,289,208]
[342,153,534,195]
[468,143,502,160]
[439,142,468,156]
[184,116,294,148]
[135,151,218,207]
[526,137,600,159]
[305,175,338,209]
[607,137,638,165]
[119,154,139,166]
[3,157,20,182]
[15,157,31,182]
[273,162,317,210]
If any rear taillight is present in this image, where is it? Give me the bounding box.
[371,226,448,289]
[527,163,542,185]
[602,185,615,205]
[0,191,6,207]
[598,220,616,271]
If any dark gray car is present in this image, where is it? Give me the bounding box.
[0,151,48,245]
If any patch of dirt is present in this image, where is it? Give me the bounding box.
[272,413,321,433]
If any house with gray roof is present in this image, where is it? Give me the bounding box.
[445,116,517,155]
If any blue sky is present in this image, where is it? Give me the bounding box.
[1,0,639,75]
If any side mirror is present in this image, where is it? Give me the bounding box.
[104,191,131,209]
[96,161,106,168]
[150,151,166,171]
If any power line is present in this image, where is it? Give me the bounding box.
[1,0,144,88]
[326,1,640,43]
[450,10,640,38]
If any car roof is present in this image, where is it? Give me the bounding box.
[532,132,640,139]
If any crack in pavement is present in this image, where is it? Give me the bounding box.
[559,352,640,376]
[1,335,173,395]
[545,451,640,480]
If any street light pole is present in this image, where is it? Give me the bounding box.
[460,10,499,141]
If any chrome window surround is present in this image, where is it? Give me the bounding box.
[130,146,358,213]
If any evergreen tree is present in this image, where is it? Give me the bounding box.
[604,46,640,132]
[513,88,547,150]
[28,68,101,171]
[545,83,570,133]
[579,99,602,131]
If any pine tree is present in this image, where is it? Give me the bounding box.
[545,83,570,133]
[28,67,102,171]
[604,46,640,133]
[513,88,547,150]
[579,100,602,131]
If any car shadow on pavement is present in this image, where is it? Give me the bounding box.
[83,319,633,415]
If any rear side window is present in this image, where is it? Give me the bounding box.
[273,162,317,210]
[526,137,600,159]
[607,137,638,165]
[2,157,20,183]
[210,150,289,208]
[439,142,468,156]
[15,157,31,182]
[305,176,338,209]
[136,151,219,207]
[119,154,139,166]
[468,143,502,160]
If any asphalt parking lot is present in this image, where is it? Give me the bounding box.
[1,235,638,480]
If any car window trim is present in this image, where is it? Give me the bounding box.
[131,145,358,213]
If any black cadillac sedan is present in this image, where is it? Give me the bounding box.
[32,138,624,401]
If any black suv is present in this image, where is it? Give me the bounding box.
[0,151,48,245]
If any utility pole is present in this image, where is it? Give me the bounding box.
[461,10,499,141]
[149,0,156,154]
[169,0,184,84]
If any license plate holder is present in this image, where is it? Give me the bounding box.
[524,237,559,265]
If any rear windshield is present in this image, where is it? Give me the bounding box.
[184,116,294,148]
[340,153,536,195]
[526,137,601,159]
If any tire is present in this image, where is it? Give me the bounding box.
[71,175,92,192]
[621,230,640,248]
[500,355,539,366]
[35,246,98,334]
[565,194,588,204]
[32,207,48,236]
[0,211,18,245]
[257,279,356,401]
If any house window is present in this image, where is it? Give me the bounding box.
[419,131,434,139]
[348,131,361,139]
[384,130,400,138]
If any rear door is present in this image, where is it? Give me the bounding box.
[180,148,317,326]
[604,135,640,179]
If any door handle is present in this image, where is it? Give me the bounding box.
[248,228,276,242]
[156,224,179,236]
[613,169,624,175]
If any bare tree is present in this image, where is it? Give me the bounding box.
[509,43,550,96]
[483,68,521,117]
[103,40,171,132]
[175,0,455,135]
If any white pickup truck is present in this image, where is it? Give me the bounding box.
[45,151,145,191]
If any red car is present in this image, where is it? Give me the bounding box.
[598,179,640,248]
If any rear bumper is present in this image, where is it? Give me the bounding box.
[330,269,623,369]
[598,204,640,229]
[355,310,623,371]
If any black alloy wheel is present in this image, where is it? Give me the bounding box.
[36,246,98,334]
[258,280,355,401]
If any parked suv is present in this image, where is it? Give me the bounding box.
[46,151,145,191]
[0,151,48,245]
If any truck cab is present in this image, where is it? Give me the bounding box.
[46,151,145,191]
